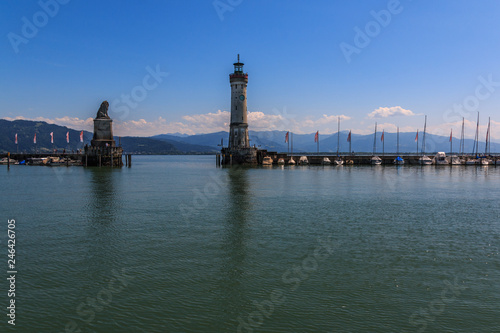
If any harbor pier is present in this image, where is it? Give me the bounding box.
[227,150,500,166]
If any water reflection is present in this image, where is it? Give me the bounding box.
[83,168,123,278]
[219,167,252,327]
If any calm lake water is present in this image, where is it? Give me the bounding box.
[1,155,499,332]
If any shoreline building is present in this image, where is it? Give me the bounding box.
[221,55,258,164]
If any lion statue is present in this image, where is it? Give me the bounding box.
[96,101,110,119]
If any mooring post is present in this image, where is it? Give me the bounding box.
[230,154,232,166]
[7,152,10,170]
[111,151,113,168]
[99,154,101,167]
[128,154,132,167]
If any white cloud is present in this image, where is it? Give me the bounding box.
[4,112,499,141]
[368,106,416,118]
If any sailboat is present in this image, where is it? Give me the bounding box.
[288,132,295,165]
[371,122,382,165]
[394,127,404,165]
[451,118,464,165]
[466,112,480,165]
[481,117,493,165]
[418,115,433,165]
[334,116,344,165]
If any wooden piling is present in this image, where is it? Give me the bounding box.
[7,152,10,170]
[128,154,132,167]
[99,154,101,167]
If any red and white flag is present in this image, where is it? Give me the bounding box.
[415,130,419,142]
[80,131,84,143]
[381,130,384,142]
[15,133,18,144]
[449,129,452,142]
[66,132,69,143]
[34,133,37,144]
[50,132,54,144]
[285,131,289,143]
[347,130,351,142]
[314,131,319,143]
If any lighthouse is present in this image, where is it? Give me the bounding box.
[229,54,249,149]
[222,55,258,164]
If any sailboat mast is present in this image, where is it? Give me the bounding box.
[460,117,465,157]
[422,115,427,155]
[473,112,479,156]
[373,123,377,155]
[485,117,490,155]
[337,116,340,155]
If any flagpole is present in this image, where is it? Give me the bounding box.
[416,130,419,157]
[317,132,319,154]
[349,130,351,156]
[450,129,452,156]
[382,130,385,157]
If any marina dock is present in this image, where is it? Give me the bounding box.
[217,150,500,166]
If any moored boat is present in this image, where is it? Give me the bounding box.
[394,156,404,165]
[371,156,382,165]
[262,156,273,165]
[450,156,462,165]
[419,155,433,165]
[0,157,16,165]
[277,158,285,165]
[322,157,331,165]
[434,152,448,165]
[299,156,309,165]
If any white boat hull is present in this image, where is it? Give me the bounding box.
[419,156,433,165]
[371,156,382,165]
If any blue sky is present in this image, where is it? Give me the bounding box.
[2,0,500,140]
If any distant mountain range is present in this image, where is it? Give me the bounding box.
[1,119,497,154]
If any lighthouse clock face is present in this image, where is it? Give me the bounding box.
[239,94,245,101]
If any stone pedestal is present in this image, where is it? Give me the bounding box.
[91,118,115,147]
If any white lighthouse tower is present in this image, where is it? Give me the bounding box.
[222,55,258,164]
[229,54,249,149]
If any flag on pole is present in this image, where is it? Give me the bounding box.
[15,133,18,144]
[381,130,384,142]
[285,131,289,143]
[415,130,419,142]
[80,131,84,143]
[347,130,351,142]
[314,131,319,143]
[66,131,69,143]
[34,133,37,144]
[449,129,452,142]
[50,132,54,144]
